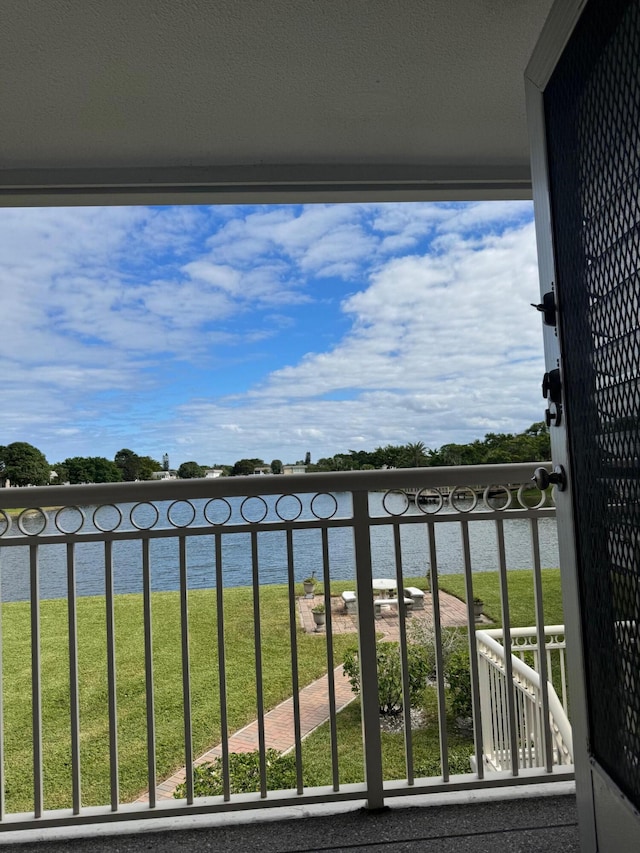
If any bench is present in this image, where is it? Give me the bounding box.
[374,597,414,618]
[341,590,357,614]
[404,587,425,609]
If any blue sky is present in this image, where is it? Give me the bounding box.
[0,201,544,467]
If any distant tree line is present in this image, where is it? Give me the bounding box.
[309,422,550,472]
[0,423,550,486]
[0,444,219,486]
[52,448,163,484]
[226,423,549,475]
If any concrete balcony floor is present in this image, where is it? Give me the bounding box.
[5,789,579,852]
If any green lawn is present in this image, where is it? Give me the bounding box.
[1,570,564,812]
[2,584,355,813]
[300,691,475,786]
[438,567,565,627]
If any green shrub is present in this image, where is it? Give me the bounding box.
[406,622,466,678]
[343,641,431,716]
[174,749,300,798]
[445,650,473,720]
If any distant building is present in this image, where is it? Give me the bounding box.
[151,470,177,480]
[204,468,223,478]
[252,466,273,475]
[282,464,307,475]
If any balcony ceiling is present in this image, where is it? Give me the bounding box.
[0,0,554,205]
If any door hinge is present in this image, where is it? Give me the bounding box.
[532,290,557,327]
[542,368,562,404]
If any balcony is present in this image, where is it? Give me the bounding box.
[0,463,575,841]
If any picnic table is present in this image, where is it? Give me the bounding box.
[371,578,397,597]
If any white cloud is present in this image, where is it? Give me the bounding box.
[0,205,297,390]
[0,202,545,464]
[207,204,379,279]
[168,217,545,462]
[248,222,540,401]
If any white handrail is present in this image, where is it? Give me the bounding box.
[481,625,565,641]
[480,625,568,713]
[476,628,572,771]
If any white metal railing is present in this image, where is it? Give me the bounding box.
[0,462,572,832]
[476,627,572,772]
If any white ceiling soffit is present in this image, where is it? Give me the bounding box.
[0,0,554,206]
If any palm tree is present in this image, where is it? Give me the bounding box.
[404,441,428,468]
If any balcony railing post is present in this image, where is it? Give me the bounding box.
[478,652,492,767]
[352,489,384,810]
[66,542,81,813]
[30,544,43,818]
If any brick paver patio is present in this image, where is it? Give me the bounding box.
[136,589,475,803]
[297,588,473,636]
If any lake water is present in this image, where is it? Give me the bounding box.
[0,492,559,602]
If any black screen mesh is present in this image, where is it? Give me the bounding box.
[545,0,640,808]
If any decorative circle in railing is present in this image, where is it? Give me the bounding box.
[54,506,85,535]
[482,484,512,511]
[167,500,197,528]
[17,508,48,536]
[240,496,269,524]
[414,488,444,515]
[449,486,477,512]
[93,504,123,532]
[382,490,410,516]
[0,510,11,537]
[516,483,547,509]
[310,493,338,520]
[275,494,303,522]
[130,502,159,531]
[204,498,232,526]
